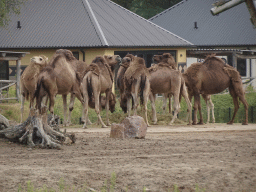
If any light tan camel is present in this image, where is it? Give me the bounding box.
[123,54,151,126]
[183,55,248,125]
[149,55,192,125]
[20,55,48,122]
[35,49,84,126]
[81,55,121,128]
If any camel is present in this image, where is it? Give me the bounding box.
[35,49,84,126]
[148,55,192,125]
[116,56,133,113]
[81,55,121,128]
[123,54,151,126]
[183,55,248,125]
[151,53,177,114]
[20,55,48,122]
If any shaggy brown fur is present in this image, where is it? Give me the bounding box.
[20,55,48,122]
[183,55,248,125]
[123,55,151,126]
[35,49,85,126]
[81,55,121,128]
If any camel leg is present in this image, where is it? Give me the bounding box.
[162,94,167,114]
[227,86,239,125]
[20,94,25,123]
[95,92,107,128]
[205,95,215,123]
[143,79,150,127]
[48,93,56,124]
[150,93,157,124]
[197,99,204,125]
[233,81,248,125]
[193,94,200,125]
[62,94,68,126]
[209,97,215,123]
[185,93,193,123]
[169,92,180,125]
[67,93,75,126]
[82,95,89,129]
[169,96,173,113]
[127,95,132,117]
[181,84,192,125]
[132,82,140,116]
[105,91,111,126]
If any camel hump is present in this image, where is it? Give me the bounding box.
[83,63,100,77]
[223,65,241,82]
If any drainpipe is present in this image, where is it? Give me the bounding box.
[80,49,85,62]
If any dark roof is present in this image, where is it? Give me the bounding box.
[150,0,256,46]
[0,0,192,49]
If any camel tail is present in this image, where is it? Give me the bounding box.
[87,77,93,101]
[140,75,147,105]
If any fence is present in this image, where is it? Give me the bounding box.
[178,106,256,124]
[0,80,18,102]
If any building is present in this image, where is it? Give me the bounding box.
[150,0,256,83]
[0,0,193,80]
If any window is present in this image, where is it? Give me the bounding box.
[227,55,246,76]
[0,61,9,80]
[72,52,79,60]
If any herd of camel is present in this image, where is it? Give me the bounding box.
[20,49,248,128]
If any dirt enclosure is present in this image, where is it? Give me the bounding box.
[0,124,256,192]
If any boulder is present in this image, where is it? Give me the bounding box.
[110,116,147,139]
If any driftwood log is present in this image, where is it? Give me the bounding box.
[0,107,75,149]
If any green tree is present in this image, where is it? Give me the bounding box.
[0,0,27,27]
[112,0,182,19]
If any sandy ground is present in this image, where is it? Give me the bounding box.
[0,123,256,192]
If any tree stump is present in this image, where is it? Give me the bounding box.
[0,107,75,149]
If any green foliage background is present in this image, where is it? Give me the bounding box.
[112,0,182,19]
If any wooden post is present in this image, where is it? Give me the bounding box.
[232,52,237,69]
[16,59,21,101]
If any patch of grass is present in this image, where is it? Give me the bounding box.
[17,176,207,192]
[1,85,255,124]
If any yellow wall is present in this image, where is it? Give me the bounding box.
[5,47,187,66]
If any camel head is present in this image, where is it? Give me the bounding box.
[153,53,176,69]
[103,55,121,69]
[30,55,48,68]
[55,49,76,61]
[121,54,134,67]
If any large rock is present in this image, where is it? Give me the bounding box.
[110,116,147,139]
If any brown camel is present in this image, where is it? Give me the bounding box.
[183,55,248,125]
[123,54,151,126]
[153,53,215,123]
[149,55,192,125]
[35,49,84,126]
[81,55,121,128]
[116,55,134,113]
[20,55,48,122]
[151,53,177,114]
